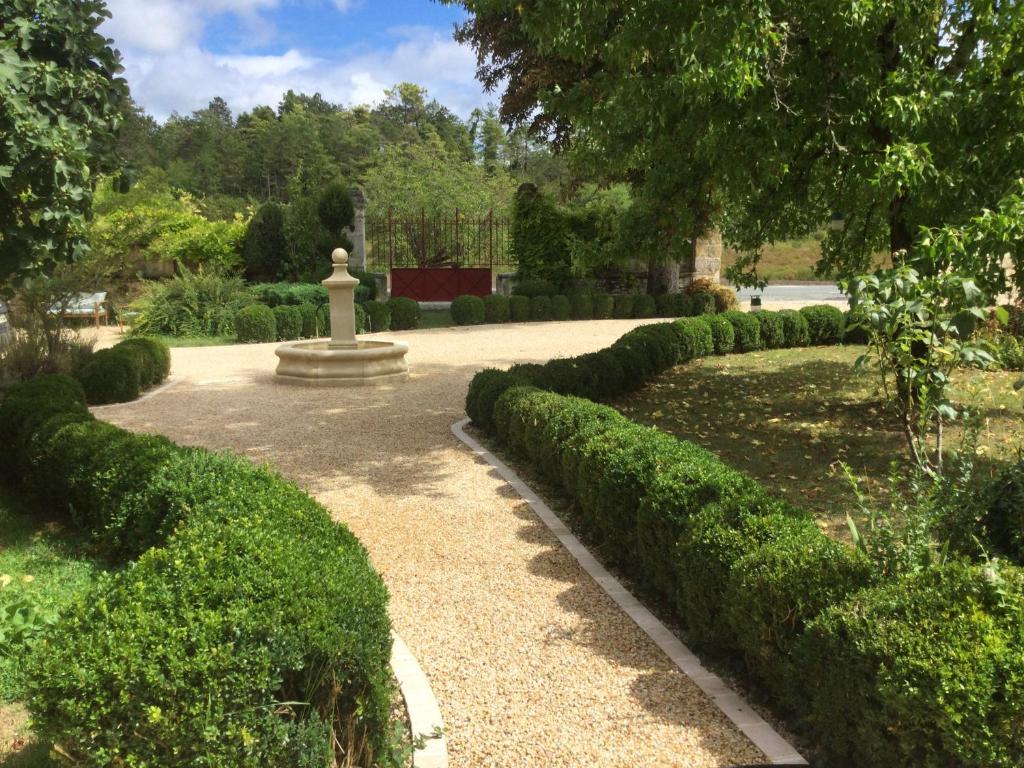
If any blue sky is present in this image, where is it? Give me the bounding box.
[101,0,488,122]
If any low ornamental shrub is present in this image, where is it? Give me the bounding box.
[703,315,735,354]
[76,348,141,405]
[612,294,636,319]
[982,461,1024,562]
[315,303,365,337]
[687,278,736,313]
[674,317,714,361]
[116,337,171,387]
[551,294,571,321]
[272,305,303,341]
[570,293,594,320]
[387,297,421,330]
[451,295,486,326]
[483,294,510,324]
[755,311,786,349]
[720,311,763,352]
[689,291,717,316]
[235,303,277,343]
[512,277,557,298]
[250,283,328,308]
[0,375,88,478]
[530,295,552,321]
[592,293,614,319]
[778,309,810,347]
[633,294,657,318]
[365,300,391,332]
[296,302,318,337]
[796,563,1024,768]
[800,304,845,345]
[509,294,531,322]
[656,293,689,318]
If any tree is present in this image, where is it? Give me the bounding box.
[0,0,129,283]
[243,203,288,282]
[317,181,355,243]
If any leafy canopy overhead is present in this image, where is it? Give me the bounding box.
[0,0,128,284]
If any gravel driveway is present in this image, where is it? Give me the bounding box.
[99,320,767,767]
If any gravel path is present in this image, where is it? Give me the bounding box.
[99,320,767,767]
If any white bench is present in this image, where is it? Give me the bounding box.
[52,291,108,327]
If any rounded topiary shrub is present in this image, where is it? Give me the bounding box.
[633,294,657,318]
[703,315,735,354]
[720,311,762,352]
[235,304,277,343]
[77,348,141,406]
[800,304,845,345]
[297,302,318,338]
[365,300,391,332]
[483,294,510,324]
[0,375,89,477]
[593,294,614,319]
[656,293,689,318]
[612,295,635,319]
[451,295,486,326]
[689,291,717,316]
[570,293,593,320]
[315,303,365,337]
[272,305,303,341]
[512,277,557,298]
[551,294,571,320]
[755,311,786,349]
[116,337,171,387]
[674,318,714,361]
[509,295,531,322]
[355,303,368,334]
[387,297,421,330]
[778,309,811,347]
[530,295,552,321]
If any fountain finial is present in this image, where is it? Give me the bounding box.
[332,247,349,265]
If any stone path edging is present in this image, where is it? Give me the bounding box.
[450,418,808,767]
[391,633,448,768]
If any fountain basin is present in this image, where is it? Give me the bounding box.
[275,340,410,387]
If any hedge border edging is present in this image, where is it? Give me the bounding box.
[450,417,808,767]
[391,633,448,768]
[86,375,183,409]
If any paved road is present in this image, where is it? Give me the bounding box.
[733,282,847,305]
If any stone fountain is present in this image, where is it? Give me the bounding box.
[275,248,409,386]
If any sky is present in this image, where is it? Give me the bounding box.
[100,0,489,122]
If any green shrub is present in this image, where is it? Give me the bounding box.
[76,348,141,405]
[483,294,510,324]
[800,304,845,345]
[243,202,288,282]
[349,269,380,302]
[551,294,571,320]
[530,295,552,321]
[387,297,421,330]
[778,309,811,347]
[655,293,688,318]
[116,337,171,387]
[612,294,635,319]
[843,309,870,344]
[364,300,391,332]
[465,369,529,434]
[130,269,251,338]
[0,375,88,478]
[796,563,1024,768]
[633,294,657,318]
[703,315,735,354]
[755,311,786,349]
[719,311,762,352]
[250,283,328,308]
[570,293,593,320]
[687,278,736,313]
[512,277,557,298]
[982,461,1024,561]
[612,323,679,384]
[272,305,302,341]
[689,291,717,316]
[451,295,486,326]
[235,303,276,343]
[297,302,318,337]
[592,293,614,319]
[673,317,714,360]
[318,304,367,336]
[509,294,531,322]
[511,183,571,286]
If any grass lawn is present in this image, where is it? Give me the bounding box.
[611,345,1024,538]
[0,495,103,766]
[150,334,236,348]
[417,309,454,329]
[722,237,892,282]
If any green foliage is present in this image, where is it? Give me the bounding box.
[703,315,735,354]
[317,181,355,240]
[755,311,785,349]
[673,317,714,360]
[0,0,129,283]
[234,304,277,344]
[250,283,328,308]
[272,305,302,341]
[592,293,614,319]
[655,293,687,318]
[451,295,485,326]
[570,292,593,320]
[511,184,571,286]
[551,294,571,320]
[243,203,288,282]
[483,293,510,323]
[982,462,1024,562]
[509,294,530,321]
[778,309,811,347]
[688,291,716,316]
[512,277,557,297]
[297,302,318,337]
[316,303,366,336]
[130,269,252,338]
[612,295,635,319]
[633,294,656,318]
[799,305,845,346]
[797,563,1024,768]
[365,300,391,332]
[76,348,140,405]
[530,295,552,321]
[720,311,762,352]
[386,297,420,330]
[114,337,171,388]
[0,375,88,478]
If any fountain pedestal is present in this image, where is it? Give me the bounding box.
[275,248,409,386]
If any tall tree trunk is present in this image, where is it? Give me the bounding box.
[647,257,680,294]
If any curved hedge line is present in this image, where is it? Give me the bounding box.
[464,314,1024,768]
[0,376,393,766]
[76,337,172,405]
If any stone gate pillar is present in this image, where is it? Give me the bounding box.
[687,229,722,285]
[349,187,367,271]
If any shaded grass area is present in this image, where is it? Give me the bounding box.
[416,309,454,330]
[611,346,1024,537]
[0,493,103,766]
[150,334,236,348]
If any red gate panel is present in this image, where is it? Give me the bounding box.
[391,268,492,302]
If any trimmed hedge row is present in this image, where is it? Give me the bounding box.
[464,314,1024,768]
[0,375,393,766]
[76,337,171,405]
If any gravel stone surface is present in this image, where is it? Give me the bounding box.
[99,320,767,767]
